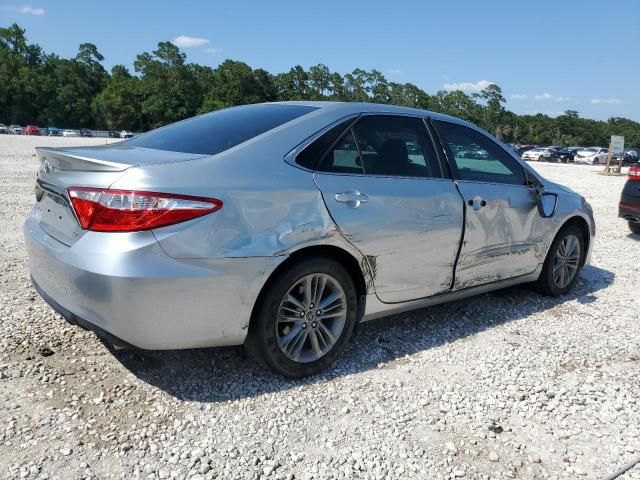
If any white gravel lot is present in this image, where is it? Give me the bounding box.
[0,135,639,480]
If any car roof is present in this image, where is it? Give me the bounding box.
[269,100,471,126]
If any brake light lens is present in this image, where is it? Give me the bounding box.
[67,187,222,232]
[628,166,640,180]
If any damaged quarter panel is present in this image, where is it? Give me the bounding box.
[113,161,337,260]
[108,117,375,296]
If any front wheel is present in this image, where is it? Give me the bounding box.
[629,222,640,235]
[246,257,359,377]
[537,225,585,296]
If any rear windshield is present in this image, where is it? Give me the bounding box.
[126,104,319,155]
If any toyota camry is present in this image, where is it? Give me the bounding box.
[25,102,595,377]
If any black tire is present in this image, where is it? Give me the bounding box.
[246,256,359,378]
[629,222,640,235]
[537,224,586,296]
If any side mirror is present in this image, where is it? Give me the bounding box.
[537,191,558,218]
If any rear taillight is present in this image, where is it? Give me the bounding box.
[67,187,222,232]
[628,166,640,180]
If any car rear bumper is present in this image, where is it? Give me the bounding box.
[619,200,640,222]
[24,211,284,350]
[619,181,640,222]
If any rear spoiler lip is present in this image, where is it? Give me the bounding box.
[35,147,130,172]
[34,145,210,171]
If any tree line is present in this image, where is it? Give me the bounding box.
[1,23,638,147]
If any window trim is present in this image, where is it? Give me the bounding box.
[310,113,447,180]
[431,119,529,187]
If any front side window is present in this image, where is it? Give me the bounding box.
[434,121,526,185]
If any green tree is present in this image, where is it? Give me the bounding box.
[134,41,200,129]
[92,65,141,130]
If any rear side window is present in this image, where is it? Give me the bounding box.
[317,115,442,178]
[126,104,319,155]
[434,120,526,185]
[295,118,355,170]
[352,116,441,178]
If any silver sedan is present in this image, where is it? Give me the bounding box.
[24,102,595,377]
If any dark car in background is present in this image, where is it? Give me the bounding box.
[619,165,640,234]
[614,149,639,166]
[556,147,577,163]
[108,130,121,138]
[0,124,7,134]
[80,128,93,137]
[25,125,40,136]
[48,127,61,136]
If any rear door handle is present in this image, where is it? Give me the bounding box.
[467,197,487,210]
[335,190,369,208]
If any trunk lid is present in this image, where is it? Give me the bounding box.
[33,145,206,245]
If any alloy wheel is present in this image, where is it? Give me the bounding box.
[275,273,347,363]
[552,234,581,289]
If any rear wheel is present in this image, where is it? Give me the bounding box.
[246,257,358,377]
[537,224,585,296]
[629,222,640,235]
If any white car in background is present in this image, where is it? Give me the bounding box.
[574,147,609,165]
[61,129,78,137]
[120,130,135,139]
[522,147,557,162]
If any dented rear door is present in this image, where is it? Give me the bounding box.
[314,173,463,303]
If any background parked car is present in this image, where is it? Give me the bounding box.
[619,165,640,234]
[522,147,558,162]
[9,125,24,134]
[25,125,40,136]
[61,129,77,137]
[556,147,577,163]
[614,149,639,166]
[516,144,537,157]
[120,130,134,138]
[47,127,61,136]
[108,130,121,138]
[80,128,93,137]
[574,147,609,165]
[0,124,7,134]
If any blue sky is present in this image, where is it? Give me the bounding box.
[2,0,638,121]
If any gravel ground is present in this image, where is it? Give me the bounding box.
[1,135,639,480]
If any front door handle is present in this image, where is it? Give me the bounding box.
[335,190,369,208]
[467,196,487,211]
